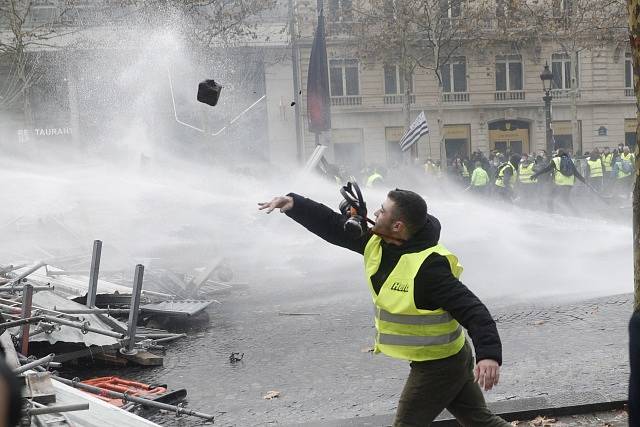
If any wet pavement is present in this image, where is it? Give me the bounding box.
[89,278,632,427]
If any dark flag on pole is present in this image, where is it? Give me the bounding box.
[306,11,331,133]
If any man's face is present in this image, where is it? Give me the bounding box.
[373,198,400,236]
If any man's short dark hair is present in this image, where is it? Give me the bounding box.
[387,189,427,236]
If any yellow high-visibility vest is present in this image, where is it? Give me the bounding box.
[587,159,603,178]
[552,157,575,186]
[495,162,517,188]
[617,153,635,179]
[470,167,489,186]
[461,164,469,178]
[366,172,383,188]
[602,153,613,172]
[364,235,465,362]
[518,163,535,184]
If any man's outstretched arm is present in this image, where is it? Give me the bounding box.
[258,193,369,254]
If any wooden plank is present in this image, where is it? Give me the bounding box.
[119,350,163,366]
[25,372,56,404]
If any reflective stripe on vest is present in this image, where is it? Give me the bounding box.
[552,157,575,186]
[379,325,463,346]
[602,153,613,172]
[495,162,517,188]
[364,235,465,362]
[587,159,603,177]
[518,163,535,183]
[377,307,453,325]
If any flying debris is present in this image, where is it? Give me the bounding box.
[197,79,222,107]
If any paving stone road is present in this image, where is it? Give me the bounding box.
[123,278,633,427]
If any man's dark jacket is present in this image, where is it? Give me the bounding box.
[285,193,502,365]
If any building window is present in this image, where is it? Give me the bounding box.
[551,53,574,90]
[384,65,413,95]
[495,55,523,91]
[553,0,572,16]
[329,0,353,22]
[330,59,359,97]
[626,52,633,89]
[441,57,467,93]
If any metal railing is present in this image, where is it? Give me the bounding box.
[494,90,525,101]
[331,96,362,106]
[551,88,581,99]
[383,94,415,105]
[442,92,470,102]
[626,88,634,97]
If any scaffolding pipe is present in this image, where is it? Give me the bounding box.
[52,308,132,315]
[20,284,33,355]
[0,286,53,293]
[122,265,144,355]
[40,316,124,339]
[87,240,102,308]
[151,334,186,344]
[4,262,46,286]
[14,354,55,374]
[0,316,44,330]
[53,375,215,421]
[27,403,89,415]
[18,354,61,368]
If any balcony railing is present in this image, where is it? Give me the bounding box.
[494,90,525,101]
[442,92,470,103]
[383,94,416,105]
[626,88,634,97]
[331,96,362,106]
[550,88,581,99]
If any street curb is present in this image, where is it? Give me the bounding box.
[291,391,627,426]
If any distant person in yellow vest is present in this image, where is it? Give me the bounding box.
[259,190,510,427]
[366,168,384,189]
[469,161,490,196]
[616,146,635,199]
[531,149,585,213]
[494,154,521,202]
[585,149,605,193]
[601,147,613,191]
[517,154,536,201]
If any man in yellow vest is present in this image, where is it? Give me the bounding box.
[366,168,384,189]
[601,147,613,192]
[617,146,635,198]
[469,161,490,196]
[531,149,585,213]
[517,154,536,201]
[259,190,510,426]
[494,154,521,202]
[585,149,605,192]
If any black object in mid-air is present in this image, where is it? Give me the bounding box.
[197,79,222,106]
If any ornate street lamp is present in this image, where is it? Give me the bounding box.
[540,63,554,155]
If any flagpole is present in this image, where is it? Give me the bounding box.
[289,0,303,164]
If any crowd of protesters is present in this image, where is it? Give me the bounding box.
[327,143,635,216]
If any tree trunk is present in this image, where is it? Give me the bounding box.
[437,82,446,172]
[629,0,640,311]
[571,50,580,154]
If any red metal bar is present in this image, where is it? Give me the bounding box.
[20,284,33,355]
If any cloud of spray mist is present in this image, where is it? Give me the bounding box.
[0,20,631,305]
